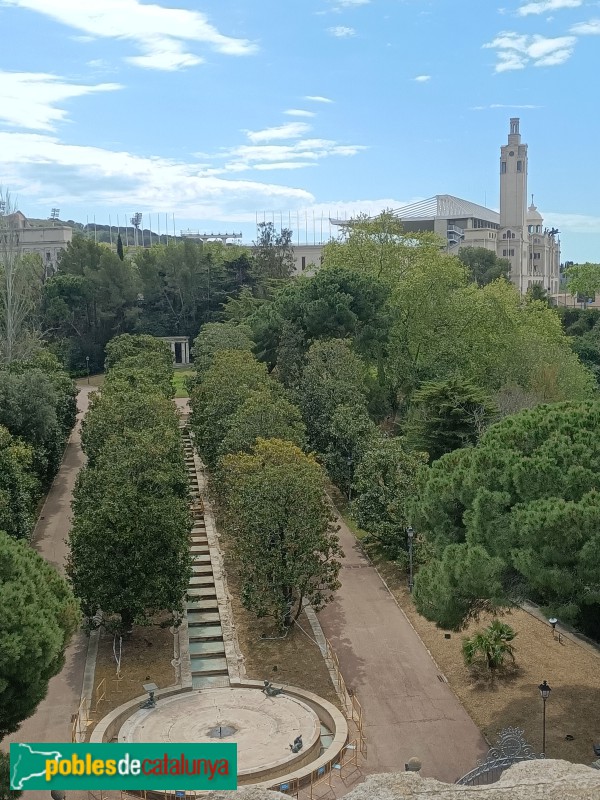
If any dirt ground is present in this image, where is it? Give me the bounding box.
[88,616,178,736]
[369,552,600,767]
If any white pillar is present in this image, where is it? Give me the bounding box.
[170,340,176,363]
[185,340,190,364]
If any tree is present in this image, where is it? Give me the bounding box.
[322,404,378,496]
[68,431,191,633]
[462,619,516,672]
[0,426,36,540]
[104,333,172,372]
[565,262,600,307]
[190,322,254,382]
[0,530,79,738]
[218,439,342,629]
[457,247,510,286]
[410,402,600,635]
[352,438,428,561]
[220,390,306,457]
[0,751,22,799]
[297,340,370,454]
[405,377,497,461]
[0,191,43,364]
[116,233,124,261]
[189,350,271,467]
[252,222,295,286]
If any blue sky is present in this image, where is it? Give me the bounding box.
[0,0,598,261]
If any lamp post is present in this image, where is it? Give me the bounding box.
[347,456,353,504]
[85,355,90,385]
[538,680,551,755]
[406,526,415,593]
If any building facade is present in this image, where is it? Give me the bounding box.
[323,118,561,295]
[2,211,72,276]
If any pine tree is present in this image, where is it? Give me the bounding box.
[116,233,124,261]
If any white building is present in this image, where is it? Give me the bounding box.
[2,211,72,276]
[300,119,560,294]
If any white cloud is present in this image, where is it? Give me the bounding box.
[545,213,600,233]
[328,26,356,37]
[517,0,581,16]
[221,138,367,172]
[327,0,370,6]
[0,71,121,131]
[245,123,312,143]
[472,103,541,109]
[570,18,600,34]
[0,131,313,216]
[483,32,576,70]
[304,95,334,103]
[414,75,431,82]
[1,0,257,71]
[284,109,316,118]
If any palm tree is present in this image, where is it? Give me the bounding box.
[462,619,516,671]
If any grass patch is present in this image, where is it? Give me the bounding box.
[364,550,600,766]
[172,368,194,398]
[76,373,105,388]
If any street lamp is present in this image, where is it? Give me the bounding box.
[347,456,353,503]
[538,680,551,755]
[406,526,415,593]
[85,355,90,385]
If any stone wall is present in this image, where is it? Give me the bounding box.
[209,760,600,800]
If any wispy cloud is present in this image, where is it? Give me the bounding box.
[472,103,542,109]
[328,0,370,6]
[221,139,367,172]
[0,131,314,216]
[245,123,312,143]
[414,75,431,82]
[1,0,257,71]
[328,26,356,37]
[284,109,316,118]
[305,95,334,103]
[0,71,121,131]
[517,0,582,16]
[545,212,600,233]
[483,32,576,70]
[570,18,600,34]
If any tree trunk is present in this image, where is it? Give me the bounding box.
[120,609,134,635]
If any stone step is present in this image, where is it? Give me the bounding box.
[191,545,210,554]
[191,656,228,675]
[186,598,219,611]
[189,575,215,587]
[192,675,230,690]
[192,563,212,574]
[189,640,226,656]
[188,624,223,640]
[187,610,220,625]
[187,586,217,598]
[192,554,211,564]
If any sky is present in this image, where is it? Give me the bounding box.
[0,0,599,262]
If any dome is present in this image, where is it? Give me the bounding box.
[527,203,543,222]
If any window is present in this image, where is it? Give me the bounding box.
[510,249,514,256]
[502,232,507,239]
[501,162,507,174]
[534,252,541,260]
[517,160,523,172]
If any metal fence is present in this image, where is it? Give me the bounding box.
[456,727,542,786]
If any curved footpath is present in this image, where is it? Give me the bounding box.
[318,517,488,783]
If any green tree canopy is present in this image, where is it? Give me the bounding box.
[104,333,172,372]
[220,390,306,457]
[410,402,600,634]
[189,350,272,467]
[322,403,378,496]
[405,377,497,461]
[565,262,600,306]
[252,222,295,286]
[68,430,191,632]
[457,247,510,286]
[0,426,36,540]
[0,750,22,798]
[218,439,342,628]
[0,530,80,738]
[190,322,254,382]
[352,438,428,560]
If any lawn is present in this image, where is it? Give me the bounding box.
[172,368,194,398]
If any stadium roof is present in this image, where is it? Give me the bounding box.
[330,195,500,226]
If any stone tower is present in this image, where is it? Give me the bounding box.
[498,118,529,292]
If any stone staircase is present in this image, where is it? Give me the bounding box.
[183,432,230,689]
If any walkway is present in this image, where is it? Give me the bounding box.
[318,515,488,784]
[1,386,94,799]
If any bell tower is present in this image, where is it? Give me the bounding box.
[499,118,529,292]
